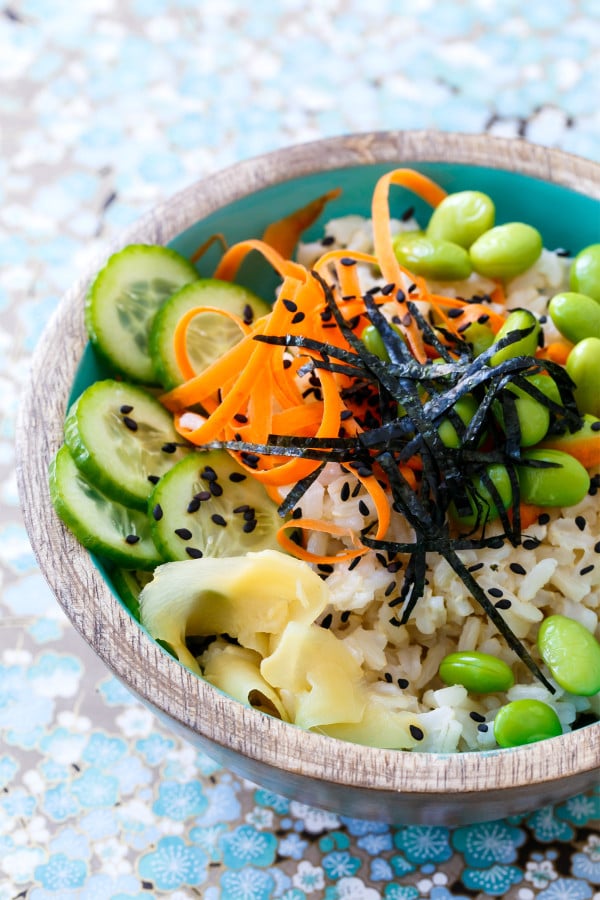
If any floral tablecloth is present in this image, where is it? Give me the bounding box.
[1,2,599,898]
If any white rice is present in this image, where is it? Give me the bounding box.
[290,216,600,752]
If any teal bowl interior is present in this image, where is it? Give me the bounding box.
[69,160,599,632]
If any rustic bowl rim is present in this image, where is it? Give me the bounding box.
[17,130,600,799]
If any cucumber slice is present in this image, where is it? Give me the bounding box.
[85,245,198,383]
[149,450,282,561]
[49,445,161,570]
[64,379,190,510]
[149,278,271,389]
[111,568,153,621]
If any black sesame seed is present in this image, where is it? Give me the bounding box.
[320,613,333,629]
[509,563,526,575]
[387,561,402,573]
[119,404,133,414]
[201,466,217,481]
[477,723,489,733]
[340,257,357,266]
[292,507,303,519]
[357,466,373,478]
[348,556,361,571]
[401,313,412,327]
[321,234,335,246]
[147,474,160,485]
[123,416,138,431]
[161,442,177,454]
[243,304,253,324]
[352,481,362,498]
[555,247,570,257]
[340,481,351,502]
[243,508,256,521]
[384,672,393,683]
[211,514,227,527]
[125,534,140,544]
[282,359,292,370]
[407,283,417,294]
[233,413,248,424]
[397,678,409,689]
[495,599,512,610]
[243,520,257,533]
[447,308,464,319]
[488,587,503,598]
[470,711,486,723]
[384,580,396,597]
[233,504,250,514]
[283,298,298,312]
[538,513,551,525]
[591,421,600,432]
[595,542,600,554]
[340,610,351,623]
[381,282,395,295]
[340,409,353,421]
[401,206,415,222]
[196,490,211,501]
[152,504,163,521]
[229,472,247,482]
[209,482,223,497]
[318,563,334,574]
[396,289,406,303]
[187,497,201,513]
[523,538,541,550]
[410,724,424,741]
[388,596,404,607]
[580,564,594,576]
[175,528,192,540]
[186,547,203,559]
[358,499,370,516]
[477,314,490,324]
[468,563,484,573]
[575,516,587,532]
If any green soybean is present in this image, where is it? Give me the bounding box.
[393,234,472,281]
[566,338,600,417]
[493,383,550,447]
[549,291,600,343]
[517,448,590,507]
[439,651,514,693]
[426,190,495,248]
[537,614,600,696]
[462,321,495,357]
[489,309,540,366]
[438,394,479,448]
[494,699,562,748]
[570,243,600,303]
[452,463,512,527]
[470,223,542,281]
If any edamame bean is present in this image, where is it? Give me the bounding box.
[470,223,542,280]
[517,448,590,507]
[452,463,512,527]
[493,383,550,447]
[566,337,600,417]
[438,394,479,448]
[393,234,472,281]
[548,292,600,343]
[537,614,600,696]
[426,191,495,248]
[493,699,562,748]
[462,321,495,357]
[570,243,600,303]
[439,651,514,693]
[489,309,540,366]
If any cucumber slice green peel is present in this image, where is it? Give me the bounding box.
[64,379,190,510]
[49,445,161,570]
[149,278,271,389]
[111,568,153,621]
[149,450,282,562]
[85,245,198,384]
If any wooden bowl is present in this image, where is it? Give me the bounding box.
[17,131,600,825]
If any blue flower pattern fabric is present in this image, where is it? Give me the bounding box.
[1,0,599,896]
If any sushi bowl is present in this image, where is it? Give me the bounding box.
[16,131,600,825]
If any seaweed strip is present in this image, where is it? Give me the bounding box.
[278,462,327,517]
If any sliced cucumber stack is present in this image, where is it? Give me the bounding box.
[64,379,190,510]
[50,445,161,570]
[149,450,282,561]
[85,245,198,383]
[149,278,271,389]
